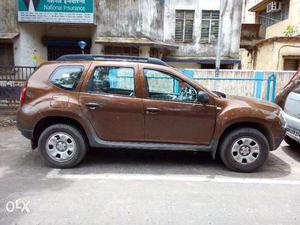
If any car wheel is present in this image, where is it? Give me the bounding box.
[38,124,87,168]
[219,128,269,172]
[285,135,300,149]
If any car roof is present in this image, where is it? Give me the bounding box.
[56,54,171,67]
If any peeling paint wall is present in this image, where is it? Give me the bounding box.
[1,0,243,66]
[164,0,243,59]
[94,0,164,40]
[0,0,18,33]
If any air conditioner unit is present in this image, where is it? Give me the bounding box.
[267,1,282,13]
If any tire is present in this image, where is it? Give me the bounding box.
[285,135,300,149]
[38,124,87,168]
[219,128,269,173]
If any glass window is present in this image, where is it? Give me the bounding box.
[144,69,197,103]
[175,10,194,42]
[49,66,84,90]
[88,67,135,97]
[201,10,220,43]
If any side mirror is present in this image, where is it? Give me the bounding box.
[197,91,209,104]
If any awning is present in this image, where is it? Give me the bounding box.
[163,57,241,65]
[249,0,272,12]
[0,33,19,43]
[95,37,178,50]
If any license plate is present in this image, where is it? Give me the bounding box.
[287,127,300,138]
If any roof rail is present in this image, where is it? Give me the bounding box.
[56,54,170,67]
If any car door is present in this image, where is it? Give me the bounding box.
[79,63,144,142]
[142,68,216,145]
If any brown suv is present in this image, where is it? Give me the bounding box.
[17,55,286,172]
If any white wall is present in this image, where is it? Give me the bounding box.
[14,24,47,66]
[242,0,260,24]
[14,24,93,66]
[164,0,243,59]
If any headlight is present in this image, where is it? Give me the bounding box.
[278,108,287,128]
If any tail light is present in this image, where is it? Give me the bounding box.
[20,82,28,107]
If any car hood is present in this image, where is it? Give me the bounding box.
[226,95,280,113]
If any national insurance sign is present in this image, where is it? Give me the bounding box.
[18,0,94,24]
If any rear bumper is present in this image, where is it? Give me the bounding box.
[17,104,41,140]
[17,126,33,140]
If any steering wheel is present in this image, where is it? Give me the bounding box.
[172,95,178,100]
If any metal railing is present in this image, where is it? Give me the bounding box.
[180,69,295,102]
[0,65,296,110]
[0,65,36,109]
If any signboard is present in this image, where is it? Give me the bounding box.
[18,0,94,24]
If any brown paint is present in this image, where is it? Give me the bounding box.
[17,60,286,151]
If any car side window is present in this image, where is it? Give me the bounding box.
[87,67,135,97]
[49,66,84,90]
[144,69,197,103]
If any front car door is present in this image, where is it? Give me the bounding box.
[141,67,216,145]
[79,62,144,142]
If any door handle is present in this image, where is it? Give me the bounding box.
[86,102,100,109]
[145,107,161,114]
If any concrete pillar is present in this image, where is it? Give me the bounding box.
[14,24,47,66]
[139,46,150,57]
[91,44,104,54]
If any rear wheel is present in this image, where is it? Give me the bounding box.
[38,124,87,168]
[285,135,300,149]
[219,128,269,172]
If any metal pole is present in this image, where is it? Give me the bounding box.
[215,0,225,90]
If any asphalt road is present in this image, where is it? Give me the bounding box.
[0,127,300,225]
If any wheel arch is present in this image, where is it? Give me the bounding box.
[32,116,89,149]
[213,121,273,158]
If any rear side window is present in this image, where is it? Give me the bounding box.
[87,67,135,97]
[49,66,84,90]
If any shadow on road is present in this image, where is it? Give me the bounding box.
[0,137,73,224]
[61,148,293,179]
[281,145,300,162]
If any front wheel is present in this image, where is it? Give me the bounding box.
[38,124,87,168]
[219,128,269,172]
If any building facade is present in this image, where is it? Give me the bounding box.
[0,0,243,69]
[240,0,300,70]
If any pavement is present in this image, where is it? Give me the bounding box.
[0,127,300,225]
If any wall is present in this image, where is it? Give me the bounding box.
[242,0,258,24]
[255,40,300,70]
[0,0,18,33]
[14,24,93,66]
[14,24,47,66]
[94,0,164,40]
[239,48,254,69]
[164,0,243,59]
[1,0,243,66]
[266,19,291,38]
[264,0,300,38]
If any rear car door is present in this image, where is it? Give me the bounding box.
[79,62,144,142]
[141,68,216,145]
